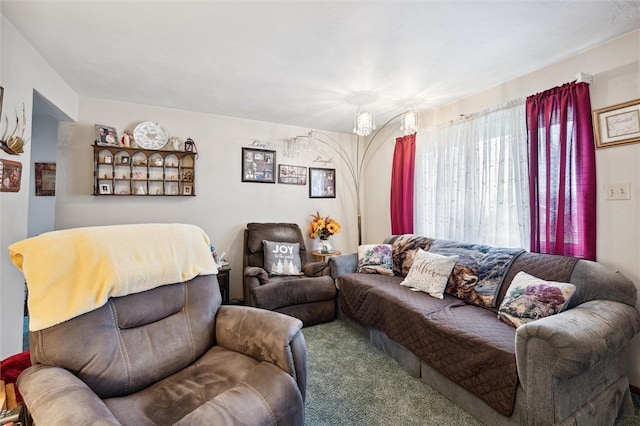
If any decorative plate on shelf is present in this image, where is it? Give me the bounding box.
[133,122,169,150]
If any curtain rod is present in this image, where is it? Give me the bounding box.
[429,96,526,131]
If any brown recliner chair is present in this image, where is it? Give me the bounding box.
[10,224,306,425]
[243,222,337,326]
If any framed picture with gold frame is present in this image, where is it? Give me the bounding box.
[593,99,640,148]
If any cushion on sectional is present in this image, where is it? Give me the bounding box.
[400,249,458,299]
[391,234,434,276]
[497,271,576,328]
[263,240,303,276]
[357,244,393,276]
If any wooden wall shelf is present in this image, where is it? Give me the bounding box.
[93,145,196,196]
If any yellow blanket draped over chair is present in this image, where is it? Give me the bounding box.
[9,223,218,331]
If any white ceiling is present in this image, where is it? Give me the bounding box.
[2,1,639,134]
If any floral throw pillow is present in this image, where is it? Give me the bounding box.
[498,271,576,328]
[263,240,303,276]
[400,249,459,299]
[357,244,393,276]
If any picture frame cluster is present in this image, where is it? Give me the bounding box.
[241,147,335,198]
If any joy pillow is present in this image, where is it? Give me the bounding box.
[263,240,303,276]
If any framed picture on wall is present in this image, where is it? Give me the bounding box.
[278,164,307,185]
[309,167,336,198]
[95,124,119,147]
[35,162,56,196]
[593,99,640,148]
[0,159,22,193]
[241,147,276,183]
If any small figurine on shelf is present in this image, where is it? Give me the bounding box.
[170,136,183,151]
[120,130,133,148]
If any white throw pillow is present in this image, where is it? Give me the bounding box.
[400,249,459,299]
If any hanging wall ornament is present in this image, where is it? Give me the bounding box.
[0,104,29,155]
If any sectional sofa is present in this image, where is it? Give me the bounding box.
[329,234,640,425]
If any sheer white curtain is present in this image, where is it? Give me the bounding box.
[415,100,530,248]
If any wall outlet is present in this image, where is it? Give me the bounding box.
[605,182,630,200]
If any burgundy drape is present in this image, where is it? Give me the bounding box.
[390,134,416,234]
[526,81,596,260]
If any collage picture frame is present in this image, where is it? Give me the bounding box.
[242,147,276,183]
[277,164,307,185]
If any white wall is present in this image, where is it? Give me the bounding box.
[364,30,640,386]
[0,16,78,358]
[27,112,58,237]
[54,97,359,302]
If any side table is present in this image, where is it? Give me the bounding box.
[311,250,342,262]
[217,265,231,304]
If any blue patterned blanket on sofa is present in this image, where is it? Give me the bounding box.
[429,240,524,308]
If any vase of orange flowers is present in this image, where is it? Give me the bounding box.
[308,212,341,253]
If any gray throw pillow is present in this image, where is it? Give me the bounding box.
[263,240,303,276]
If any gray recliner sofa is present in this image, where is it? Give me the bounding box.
[11,223,307,425]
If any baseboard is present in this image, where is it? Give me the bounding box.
[630,384,640,395]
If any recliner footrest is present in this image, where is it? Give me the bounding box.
[252,277,336,310]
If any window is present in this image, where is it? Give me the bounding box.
[414,100,530,248]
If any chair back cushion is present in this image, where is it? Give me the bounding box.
[29,275,220,398]
[244,223,309,270]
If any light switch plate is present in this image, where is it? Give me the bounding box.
[605,183,630,200]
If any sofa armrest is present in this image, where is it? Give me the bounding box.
[243,266,269,305]
[216,305,306,395]
[17,364,121,425]
[328,253,358,279]
[516,299,640,422]
[244,266,269,282]
[303,260,330,277]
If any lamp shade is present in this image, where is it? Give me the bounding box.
[400,110,419,135]
[353,110,376,136]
